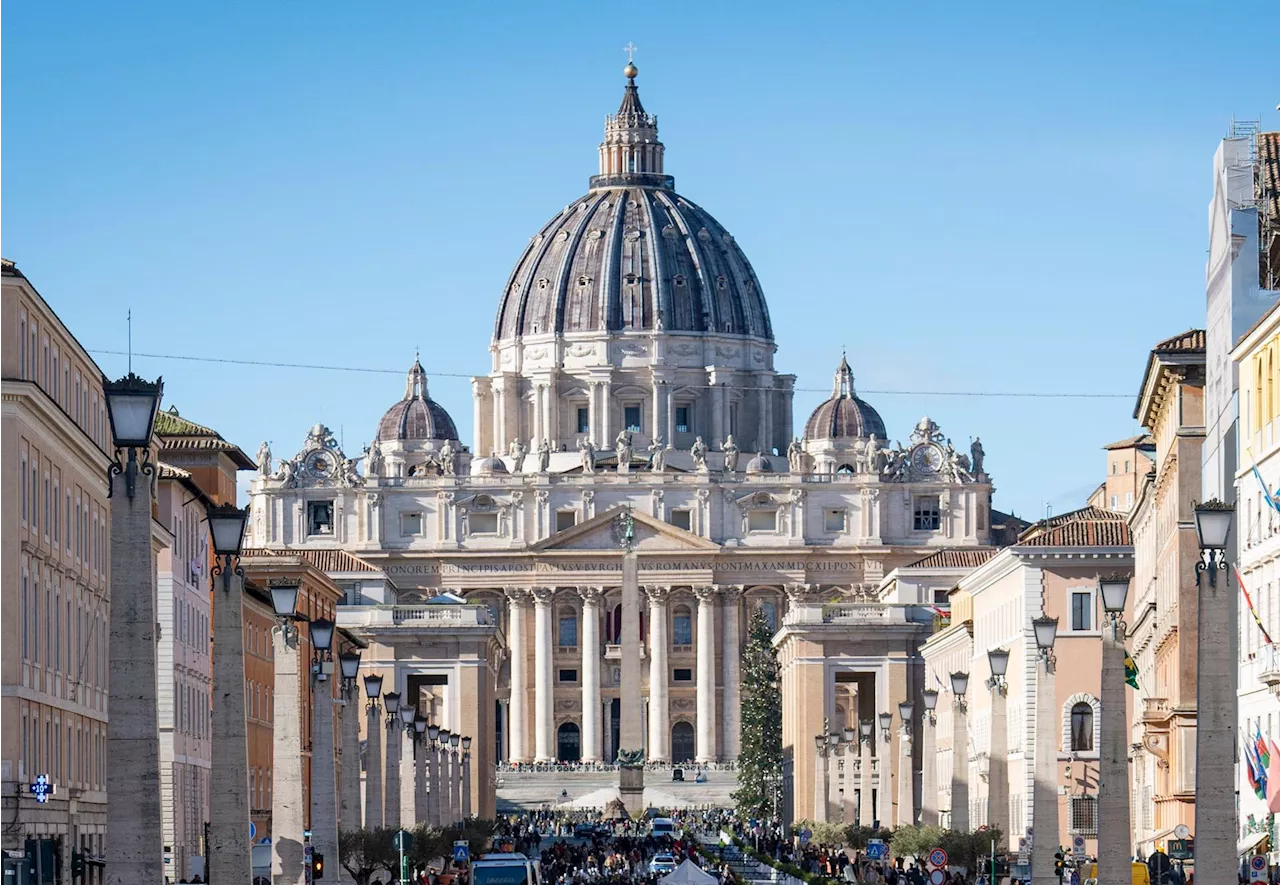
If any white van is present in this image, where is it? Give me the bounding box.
[651,818,676,836]
[472,853,540,885]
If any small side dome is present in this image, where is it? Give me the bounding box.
[376,358,460,443]
[745,453,774,475]
[470,453,509,477]
[804,355,886,441]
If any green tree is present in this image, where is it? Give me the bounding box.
[339,827,397,885]
[938,827,1003,867]
[733,606,783,819]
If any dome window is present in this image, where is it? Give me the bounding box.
[715,276,728,290]
[673,274,686,287]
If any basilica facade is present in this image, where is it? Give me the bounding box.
[247,63,1002,821]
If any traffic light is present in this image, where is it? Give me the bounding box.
[71,850,84,881]
[311,852,324,880]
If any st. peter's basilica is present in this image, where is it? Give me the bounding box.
[246,62,1009,822]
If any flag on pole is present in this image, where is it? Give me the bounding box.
[1244,445,1280,513]
[1268,739,1280,813]
[1256,724,1272,769]
[1233,566,1275,646]
[1246,741,1265,799]
[1123,651,1139,689]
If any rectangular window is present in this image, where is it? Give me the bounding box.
[400,512,422,536]
[913,496,941,531]
[21,566,29,660]
[307,500,335,535]
[558,616,578,648]
[1069,796,1098,835]
[19,317,26,379]
[52,481,60,545]
[64,491,71,552]
[748,509,777,533]
[44,475,50,537]
[668,509,692,531]
[558,669,578,684]
[624,405,641,433]
[675,406,690,434]
[21,456,28,523]
[1071,591,1092,631]
[555,510,578,532]
[825,509,847,533]
[673,612,693,647]
[1126,492,1133,507]
[577,408,590,434]
[673,668,693,682]
[470,512,499,534]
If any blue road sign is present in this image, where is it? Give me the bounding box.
[866,840,887,860]
[250,822,257,841]
[453,841,471,864]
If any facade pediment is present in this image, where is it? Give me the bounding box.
[529,506,720,553]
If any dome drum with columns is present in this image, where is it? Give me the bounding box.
[245,63,1010,823]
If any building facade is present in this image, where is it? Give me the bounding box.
[1126,330,1206,855]
[1,260,114,882]
[921,506,1133,861]
[245,66,1008,825]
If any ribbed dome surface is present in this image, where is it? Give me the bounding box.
[376,359,459,443]
[494,188,773,342]
[804,356,886,441]
[804,397,887,441]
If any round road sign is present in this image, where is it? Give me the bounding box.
[928,848,948,868]
[1174,824,1191,840]
[1252,855,1268,872]
[929,871,947,885]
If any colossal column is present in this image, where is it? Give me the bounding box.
[721,588,743,759]
[506,589,529,763]
[647,586,671,761]
[580,587,603,762]
[694,586,717,762]
[532,587,555,762]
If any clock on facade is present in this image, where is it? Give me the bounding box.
[910,443,943,474]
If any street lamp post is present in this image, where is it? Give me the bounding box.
[858,720,874,827]
[397,705,416,825]
[449,732,462,826]
[383,692,403,828]
[461,736,473,820]
[426,726,441,827]
[206,502,252,885]
[268,581,305,885]
[362,674,384,829]
[1097,574,1132,884]
[840,727,856,823]
[1031,615,1059,885]
[1193,500,1235,883]
[897,701,915,828]
[949,672,970,832]
[920,690,939,828]
[812,732,829,823]
[102,372,165,885]
[986,648,1010,843]
[825,730,842,822]
[413,716,428,825]
[438,730,454,826]
[338,650,363,834]
[309,618,340,882]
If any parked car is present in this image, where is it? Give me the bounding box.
[573,823,597,838]
[648,855,678,875]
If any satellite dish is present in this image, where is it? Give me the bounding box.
[1174,824,1191,840]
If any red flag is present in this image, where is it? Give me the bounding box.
[1269,739,1280,814]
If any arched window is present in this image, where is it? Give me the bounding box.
[672,605,693,647]
[1070,702,1094,751]
[760,601,778,633]
[836,464,855,475]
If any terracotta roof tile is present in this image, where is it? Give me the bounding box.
[156,461,193,480]
[906,548,998,569]
[1018,520,1131,547]
[155,406,255,469]
[1103,435,1155,451]
[241,547,381,574]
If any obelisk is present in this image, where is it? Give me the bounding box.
[619,549,643,750]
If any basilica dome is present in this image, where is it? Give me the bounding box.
[804,356,886,441]
[376,359,459,443]
[492,67,772,343]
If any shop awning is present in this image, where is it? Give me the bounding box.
[1238,831,1268,856]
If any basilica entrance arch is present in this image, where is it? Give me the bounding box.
[671,721,695,763]
[557,722,581,762]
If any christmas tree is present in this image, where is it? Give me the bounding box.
[733,605,783,819]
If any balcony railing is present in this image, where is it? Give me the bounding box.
[335,604,495,629]
[1257,643,1280,689]
[784,602,907,626]
[605,643,647,660]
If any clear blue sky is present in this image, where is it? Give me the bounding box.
[5,2,1278,519]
